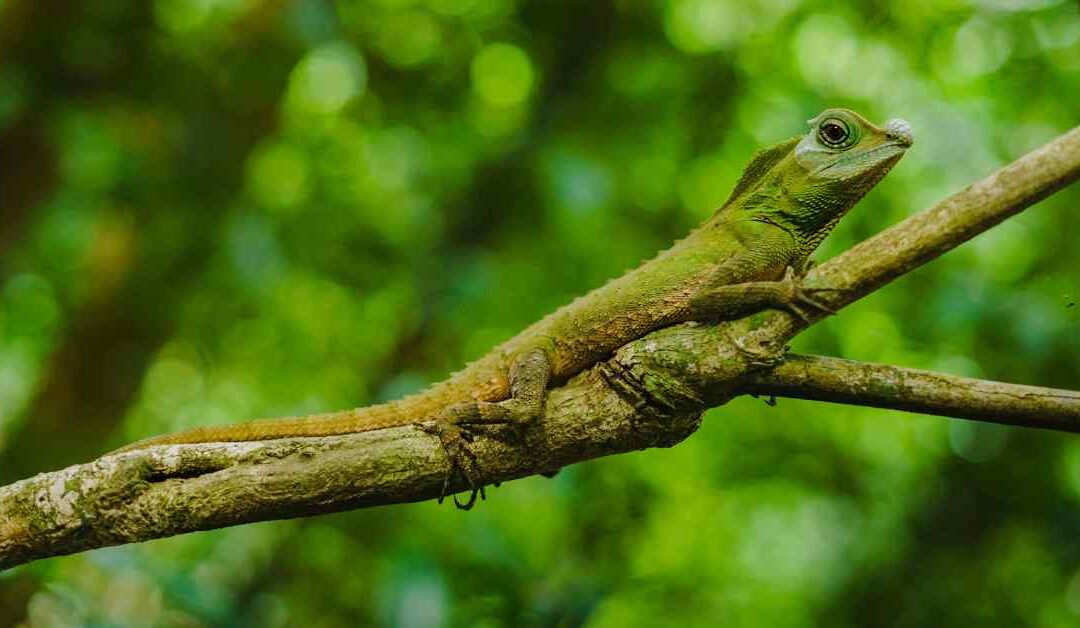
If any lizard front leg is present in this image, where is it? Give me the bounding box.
[684,220,836,323]
[686,225,838,368]
[689,265,837,324]
[423,345,552,509]
[689,265,835,368]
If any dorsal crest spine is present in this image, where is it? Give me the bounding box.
[719,136,800,209]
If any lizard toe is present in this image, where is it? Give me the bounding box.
[421,420,484,508]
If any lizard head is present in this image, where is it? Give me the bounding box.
[773,108,913,247]
[729,108,913,254]
[793,108,912,189]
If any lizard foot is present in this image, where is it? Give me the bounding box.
[419,397,540,510]
[419,420,486,510]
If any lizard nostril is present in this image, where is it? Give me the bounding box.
[884,118,914,147]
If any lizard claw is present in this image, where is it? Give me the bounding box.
[795,290,837,315]
[780,266,840,322]
[419,421,485,510]
[453,486,485,510]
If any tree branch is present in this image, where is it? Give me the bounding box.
[743,354,1080,431]
[0,360,709,571]
[2,125,1078,571]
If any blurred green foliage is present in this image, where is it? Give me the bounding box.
[1,0,1079,625]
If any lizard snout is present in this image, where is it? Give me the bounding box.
[884,118,914,147]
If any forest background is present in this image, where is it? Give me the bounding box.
[1,0,1079,625]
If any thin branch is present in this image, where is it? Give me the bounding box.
[743,354,1080,431]
[1,125,1078,571]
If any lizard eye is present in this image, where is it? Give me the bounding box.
[818,118,854,148]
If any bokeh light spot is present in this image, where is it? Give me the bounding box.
[1033,12,1080,50]
[794,14,859,92]
[949,420,1009,463]
[287,42,366,116]
[468,98,528,136]
[227,213,285,290]
[59,114,122,192]
[246,141,312,212]
[3,274,60,338]
[932,18,1013,83]
[737,494,857,592]
[543,151,614,215]
[377,11,442,68]
[951,18,1013,78]
[471,43,535,106]
[664,0,740,54]
[143,355,205,420]
[154,0,249,34]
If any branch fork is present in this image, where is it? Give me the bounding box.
[2,126,1079,570]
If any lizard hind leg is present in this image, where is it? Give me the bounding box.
[423,346,552,510]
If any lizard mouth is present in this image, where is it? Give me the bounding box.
[812,141,909,178]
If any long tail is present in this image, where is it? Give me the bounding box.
[110,379,481,454]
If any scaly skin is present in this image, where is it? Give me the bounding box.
[114,109,913,503]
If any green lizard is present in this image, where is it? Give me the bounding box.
[114,108,912,507]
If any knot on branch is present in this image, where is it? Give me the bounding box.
[590,321,766,448]
[594,356,703,448]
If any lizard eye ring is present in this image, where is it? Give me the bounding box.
[818,118,854,148]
